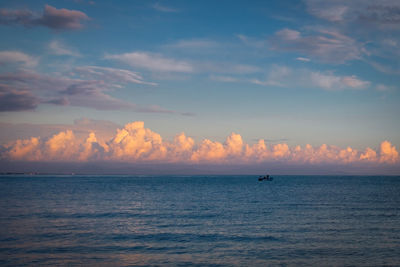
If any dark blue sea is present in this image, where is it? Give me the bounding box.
[0,175,399,266]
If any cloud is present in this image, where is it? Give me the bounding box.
[168,132,195,159]
[380,140,399,163]
[0,8,35,26]
[360,147,377,162]
[2,121,399,166]
[73,66,157,85]
[264,65,291,86]
[108,121,167,161]
[105,52,194,73]
[210,75,239,83]
[296,57,311,62]
[48,40,80,57]
[0,118,121,144]
[236,34,267,48]
[306,1,349,22]
[162,38,262,75]
[165,39,219,49]
[0,51,38,67]
[0,69,72,92]
[0,5,89,30]
[249,79,281,87]
[209,65,373,91]
[0,69,130,111]
[152,3,179,13]
[360,4,400,26]
[309,72,370,90]
[306,0,400,29]
[270,28,362,63]
[249,65,371,91]
[367,60,400,75]
[196,62,261,75]
[37,5,89,30]
[304,1,400,76]
[0,88,38,111]
[0,68,181,113]
[191,139,226,162]
[275,28,301,40]
[376,84,391,91]
[5,137,42,161]
[106,48,261,77]
[45,130,78,160]
[60,80,138,110]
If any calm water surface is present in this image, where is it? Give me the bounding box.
[0,175,399,266]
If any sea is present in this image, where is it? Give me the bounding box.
[0,175,399,266]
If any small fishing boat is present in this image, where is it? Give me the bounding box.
[258,174,273,181]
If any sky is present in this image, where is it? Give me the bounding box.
[0,0,399,174]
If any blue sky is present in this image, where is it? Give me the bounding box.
[0,0,399,173]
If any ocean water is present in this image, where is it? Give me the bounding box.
[0,175,399,266]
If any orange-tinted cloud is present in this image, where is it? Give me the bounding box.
[45,130,77,160]
[5,137,42,160]
[108,121,167,161]
[191,139,226,162]
[168,132,195,161]
[360,147,377,162]
[2,121,399,165]
[380,140,399,163]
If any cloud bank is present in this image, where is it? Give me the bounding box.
[2,121,398,169]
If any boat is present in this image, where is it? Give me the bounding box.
[258,174,273,181]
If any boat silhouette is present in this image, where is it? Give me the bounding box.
[258,174,273,181]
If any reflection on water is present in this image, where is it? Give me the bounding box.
[1,175,400,266]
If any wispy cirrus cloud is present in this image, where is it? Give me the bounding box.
[106,48,261,76]
[209,75,239,83]
[304,0,400,75]
[0,4,89,30]
[306,1,349,22]
[197,61,261,75]
[306,0,400,29]
[0,51,38,67]
[236,34,267,48]
[296,57,311,62]
[58,80,136,110]
[269,28,363,63]
[48,40,81,57]
[2,121,398,166]
[152,2,179,13]
[213,65,372,91]
[73,66,157,85]
[0,70,133,111]
[165,39,219,49]
[254,67,371,91]
[309,72,370,90]
[105,52,194,73]
[0,67,186,114]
